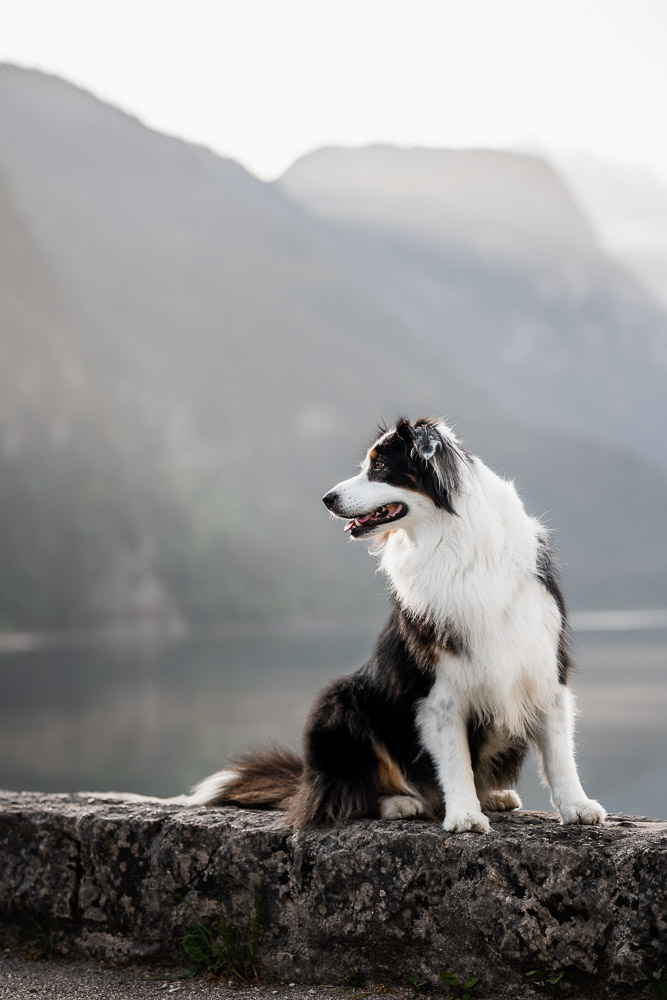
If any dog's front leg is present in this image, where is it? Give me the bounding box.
[417,690,490,833]
[536,685,606,825]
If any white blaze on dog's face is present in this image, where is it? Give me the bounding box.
[322,417,463,540]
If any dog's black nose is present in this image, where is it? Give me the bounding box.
[322,491,338,510]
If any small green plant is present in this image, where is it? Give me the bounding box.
[651,975,667,999]
[174,883,262,982]
[439,968,479,999]
[406,973,428,995]
[526,969,565,993]
[13,909,56,960]
[339,968,363,987]
[30,922,56,960]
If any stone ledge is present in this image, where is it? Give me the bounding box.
[0,792,665,995]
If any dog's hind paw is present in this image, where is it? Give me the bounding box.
[559,798,606,825]
[481,789,522,812]
[379,794,424,819]
[443,807,490,834]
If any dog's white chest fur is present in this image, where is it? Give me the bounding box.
[381,457,561,737]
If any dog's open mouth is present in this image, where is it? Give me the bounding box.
[343,502,407,537]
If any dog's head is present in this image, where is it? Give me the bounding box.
[322,417,465,540]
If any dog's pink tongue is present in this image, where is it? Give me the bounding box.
[344,513,372,533]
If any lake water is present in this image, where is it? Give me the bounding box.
[1,622,665,819]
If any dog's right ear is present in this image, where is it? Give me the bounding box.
[403,417,461,516]
[412,422,441,462]
[396,417,442,461]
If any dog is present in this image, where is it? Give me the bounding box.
[186,416,606,833]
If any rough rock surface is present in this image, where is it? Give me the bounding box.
[0,792,665,996]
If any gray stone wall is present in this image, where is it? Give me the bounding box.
[1,792,665,994]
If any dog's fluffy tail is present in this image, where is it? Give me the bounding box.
[189,745,303,810]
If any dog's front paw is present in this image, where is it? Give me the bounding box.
[481,788,522,813]
[559,798,606,826]
[443,807,490,834]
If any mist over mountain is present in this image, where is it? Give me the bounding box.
[280,145,667,474]
[1,64,666,630]
[0,168,178,628]
[560,154,667,313]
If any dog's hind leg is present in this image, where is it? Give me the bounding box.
[471,728,527,814]
[287,754,378,829]
[478,788,522,812]
[379,794,426,819]
[286,676,383,829]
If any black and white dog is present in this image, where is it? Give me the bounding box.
[190,416,605,833]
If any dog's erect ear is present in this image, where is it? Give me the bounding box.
[412,422,441,462]
[410,418,461,516]
[396,417,444,462]
[395,417,414,448]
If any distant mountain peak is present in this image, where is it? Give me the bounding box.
[279,143,597,257]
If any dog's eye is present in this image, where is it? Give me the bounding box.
[372,459,385,472]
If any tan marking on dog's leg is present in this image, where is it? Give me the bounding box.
[375,743,418,797]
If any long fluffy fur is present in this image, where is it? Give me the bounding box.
[191,417,605,833]
[191,747,302,809]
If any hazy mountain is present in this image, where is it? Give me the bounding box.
[281,144,596,260]
[0,168,182,628]
[1,65,666,630]
[0,65,495,627]
[279,145,667,474]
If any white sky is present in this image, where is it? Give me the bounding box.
[2,0,667,181]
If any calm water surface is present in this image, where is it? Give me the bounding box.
[1,624,665,819]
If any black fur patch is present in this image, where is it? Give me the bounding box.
[286,604,467,829]
[394,605,469,663]
[467,715,529,789]
[367,416,463,516]
[536,534,573,685]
